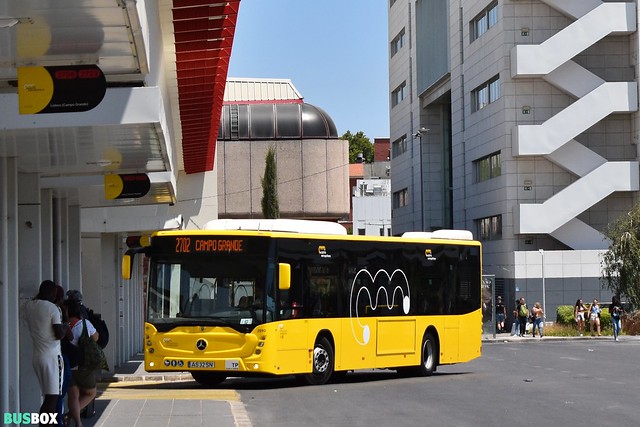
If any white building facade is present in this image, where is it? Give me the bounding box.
[388,0,639,318]
[352,178,392,236]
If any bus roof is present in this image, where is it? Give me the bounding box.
[203,219,348,236]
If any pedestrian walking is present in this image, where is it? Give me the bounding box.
[609,296,624,341]
[588,298,602,336]
[531,302,544,338]
[574,299,587,336]
[517,297,529,337]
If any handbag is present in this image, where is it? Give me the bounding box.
[79,319,109,371]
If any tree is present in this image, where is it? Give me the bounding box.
[261,145,280,219]
[602,205,640,309]
[342,130,374,163]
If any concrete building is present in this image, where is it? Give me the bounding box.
[217,78,349,221]
[388,0,638,318]
[0,0,240,414]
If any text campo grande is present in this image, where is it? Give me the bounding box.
[195,238,244,252]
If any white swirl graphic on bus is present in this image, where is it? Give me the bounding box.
[349,268,410,345]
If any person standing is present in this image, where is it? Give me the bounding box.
[512,299,520,336]
[517,297,529,337]
[26,280,67,426]
[574,299,587,336]
[609,296,624,341]
[66,300,100,427]
[54,285,73,426]
[531,302,544,338]
[588,298,602,336]
[495,296,506,333]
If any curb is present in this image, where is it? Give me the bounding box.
[482,334,638,343]
[98,372,193,383]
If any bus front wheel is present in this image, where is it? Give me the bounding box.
[418,332,438,376]
[303,336,334,385]
[191,371,227,386]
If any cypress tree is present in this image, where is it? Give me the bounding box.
[261,145,280,219]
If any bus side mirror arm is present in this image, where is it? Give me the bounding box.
[278,263,291,290]
[122,248,147,280]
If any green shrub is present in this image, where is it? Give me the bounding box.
[556,305,575,325]
[554,305,612,335]
[550,306,638,336]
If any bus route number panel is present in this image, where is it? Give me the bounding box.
[173,237,245,254]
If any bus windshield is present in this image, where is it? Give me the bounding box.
[147,252,275,332]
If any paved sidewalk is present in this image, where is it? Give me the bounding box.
[78,355,249,427]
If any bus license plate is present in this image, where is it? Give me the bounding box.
[188,361,214,368]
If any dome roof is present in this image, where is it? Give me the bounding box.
[218,103,338,140]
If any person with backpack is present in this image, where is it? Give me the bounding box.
[65,290,109,419]
[517,297,529,337]
[65,300,100,427]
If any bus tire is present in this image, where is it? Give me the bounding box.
[303,336,334,385]
[191,371,227,386]
[418,332,438,376]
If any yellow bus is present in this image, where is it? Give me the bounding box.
[123,219,482,385]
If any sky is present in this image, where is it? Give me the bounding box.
[228,0,390,140]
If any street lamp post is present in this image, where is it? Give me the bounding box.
[413,128,429,231]
[539,249,546,321]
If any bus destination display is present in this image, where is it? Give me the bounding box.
[173,237,245,254]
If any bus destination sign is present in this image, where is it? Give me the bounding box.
[174,237,245,254]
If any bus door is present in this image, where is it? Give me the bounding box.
[274,259,308,373]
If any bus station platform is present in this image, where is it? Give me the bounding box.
[83,355,250,427]
[86,334,638,427]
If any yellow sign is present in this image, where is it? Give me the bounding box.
[18,65,106,114]
[104,174,151,200]
[18,67,54,114]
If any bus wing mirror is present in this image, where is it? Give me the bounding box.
[278,263,291,290]
[122,249,136,280]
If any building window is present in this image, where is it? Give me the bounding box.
[391,28,406,57]
[390,0,397,7]
[393,188,409,208]
[471,1,498,42]
[391,135,407,158]
[475,151,501,182]
[477,215,502,241]
[391,81,407,107]
[472,75,500,112]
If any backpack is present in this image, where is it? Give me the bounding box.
[88,309,109,349]
[518,304,528,318]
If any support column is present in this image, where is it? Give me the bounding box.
[1,157,19,414]
[53,197,70,287]
[68,205,82,290]
[18,173,44,411]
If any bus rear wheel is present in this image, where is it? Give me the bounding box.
[191,371,227,386]
[418,332,438,376]
[302,336,334,385]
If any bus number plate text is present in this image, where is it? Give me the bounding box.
[188,361,214,368]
